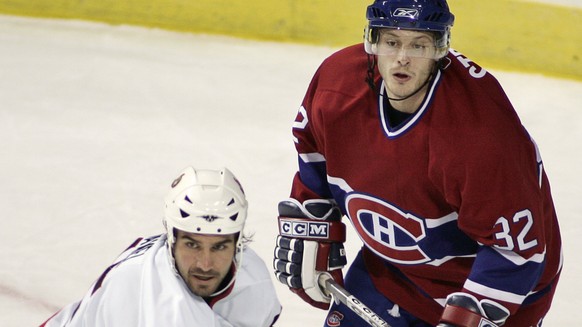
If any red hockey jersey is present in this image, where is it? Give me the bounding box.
[289,44,562,325]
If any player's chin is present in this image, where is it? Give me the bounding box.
[188,279,218,296]
[387,85,412,98]
[188,284,217,297]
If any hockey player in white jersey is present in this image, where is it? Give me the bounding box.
[41,167,282,327]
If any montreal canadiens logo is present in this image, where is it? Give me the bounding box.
[327,311,344,326]
[345,193,430,264]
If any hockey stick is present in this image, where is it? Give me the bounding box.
[318,274,392,327]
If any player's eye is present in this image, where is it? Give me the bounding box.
[213,244,227,251]
[384,40,399,48]
[185,241,199,249]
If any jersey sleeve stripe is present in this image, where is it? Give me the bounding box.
[463,279,526,304]
[299,152,326,163]
[493,247,546,265]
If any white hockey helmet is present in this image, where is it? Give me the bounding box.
[163,167,248,284]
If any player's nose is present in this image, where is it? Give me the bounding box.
[195,250,213,270]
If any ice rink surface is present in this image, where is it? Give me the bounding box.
[1,14,581,326]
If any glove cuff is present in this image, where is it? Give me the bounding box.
[439,292,509,327]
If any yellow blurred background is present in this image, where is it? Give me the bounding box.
[0,0,580,80]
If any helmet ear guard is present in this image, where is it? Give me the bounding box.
[363,25,379,55]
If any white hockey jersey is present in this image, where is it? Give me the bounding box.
[41,234,281,327]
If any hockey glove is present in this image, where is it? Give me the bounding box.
[437,292,510,327]
[273,199,347,310]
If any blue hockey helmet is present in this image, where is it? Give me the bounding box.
[364,0,455,58]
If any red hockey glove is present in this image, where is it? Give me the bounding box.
[273,199,347,309]
[437,292,510,327]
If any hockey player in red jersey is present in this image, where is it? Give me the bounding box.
[273,1,562,326]
[42,167,281,327]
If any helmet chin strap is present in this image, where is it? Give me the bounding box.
[208,233,244,298]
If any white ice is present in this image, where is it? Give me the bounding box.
[0,15,581,326]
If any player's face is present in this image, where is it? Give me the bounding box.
[173,230,236,298]
[376,29,437,111]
